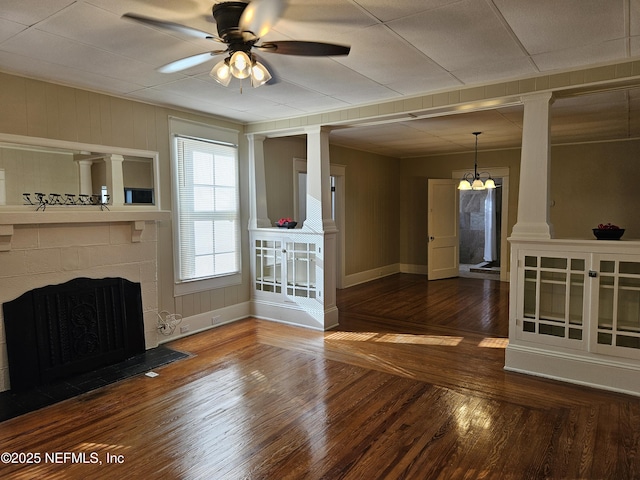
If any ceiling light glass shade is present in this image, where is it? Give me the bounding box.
[471,179,485,190]
[229,51,251,79]
[484,177,496,189]
[251,61,272,87]
[210,59,232,86]
[458,179,472,190]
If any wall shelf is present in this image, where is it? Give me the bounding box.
[0,208,170,251]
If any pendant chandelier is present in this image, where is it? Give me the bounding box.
[458,132,496,191]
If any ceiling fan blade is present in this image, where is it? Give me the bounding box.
[239,0,287,38]
[122,13,223,42]
[158,51,227,73]
[257,41,350,56]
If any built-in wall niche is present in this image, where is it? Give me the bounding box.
[0,133,159,208]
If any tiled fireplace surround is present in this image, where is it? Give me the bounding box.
[0,212,167,392]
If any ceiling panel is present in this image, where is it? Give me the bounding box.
[494,0,625,56]
[387,0,526,72]
[0,0,76,25]
[0,0,639,158]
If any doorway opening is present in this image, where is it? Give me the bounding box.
[459,178,502,279]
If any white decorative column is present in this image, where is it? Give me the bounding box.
[305,125,338,329]
[304,126,337,233]
[105,154,125,206]
[247,133,271,228]
[511,92,555,239]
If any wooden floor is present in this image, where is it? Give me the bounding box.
[1,274,639,479]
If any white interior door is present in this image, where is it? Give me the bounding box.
[427,179,459,280]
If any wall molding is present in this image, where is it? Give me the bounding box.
[505,343,640,397]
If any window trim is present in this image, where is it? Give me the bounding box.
[169,117,241,296]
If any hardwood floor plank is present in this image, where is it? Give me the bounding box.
[1,274,639,479]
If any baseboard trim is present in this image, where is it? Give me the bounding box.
[157,302,251,344]
[251,300,339,331]
[343,264,401,288]
[505,343,640,397]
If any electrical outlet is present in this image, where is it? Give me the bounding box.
[179,325,190,334]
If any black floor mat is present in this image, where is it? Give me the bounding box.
[0,345,189,422]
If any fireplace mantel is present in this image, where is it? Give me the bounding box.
[0,208,170,251]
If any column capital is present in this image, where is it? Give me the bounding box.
[304,125,334,135]
[520,91,555,105]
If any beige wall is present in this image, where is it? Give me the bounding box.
[400,139,640,271]
[264,137,401,276]
[123,159,154,189]
[264,137,307,224]
[0,147,78,204]
[330,145,401,275]
[401,148,521,269]
[0,72,251,324]
[550,140,640,239]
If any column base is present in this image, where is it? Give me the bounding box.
[510,221,554,240]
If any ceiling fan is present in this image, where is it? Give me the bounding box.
[123,0,351,88]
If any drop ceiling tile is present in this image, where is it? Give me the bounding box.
[1,29,174,88]
[382,74,460,96]
[493,0,625,56]
[333,24,452,87]
[273,0,377,39]
[0,50,143,95]
[0,18,26,43]
[240,80,350,113]
[0,0,637,156]
[86,0,218,31]
[451,57,537,86]
[386,0,526,72]
[355,0,462,22]
[532,39,627,72]
[0,0,75,26]
[130,88,261,121]
[260,54,396,102]
[36,2,216,68]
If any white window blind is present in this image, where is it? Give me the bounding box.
[174,135,241,286]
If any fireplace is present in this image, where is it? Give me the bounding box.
[2,277,145,392]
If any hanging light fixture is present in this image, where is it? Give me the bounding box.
[210,50,272,89]
[458,132,496,191]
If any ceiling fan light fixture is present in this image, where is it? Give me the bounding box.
[229,51,252,79]
[251,61,272,87]
[210,59,232,86]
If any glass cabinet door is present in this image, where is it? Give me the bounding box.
[286,241,317,299]
[520,253,586,343]
[255,239,283,293]
[594,257,640,358]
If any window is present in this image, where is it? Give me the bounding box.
[170,118,241,295]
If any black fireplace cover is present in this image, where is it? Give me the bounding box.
[3,277,145,392]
